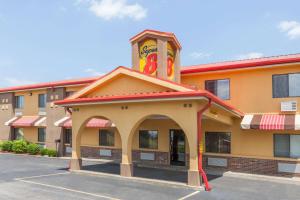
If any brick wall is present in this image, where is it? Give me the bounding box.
[203,155,300,177]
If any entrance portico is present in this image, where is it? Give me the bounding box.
[55,67,242,187]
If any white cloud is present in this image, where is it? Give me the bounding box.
[79,0,147,21]
[236,52,264,60]
[189,52,212,59]
[84,68,104,76]
[278,20,300,40]
[2,78,36,87]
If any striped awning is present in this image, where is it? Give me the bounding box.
[54,117,113,128]
[6,116,46,127]
[241,114,300,130]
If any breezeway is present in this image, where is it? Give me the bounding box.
[1,153,300,200]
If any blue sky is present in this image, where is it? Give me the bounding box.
[0,0,300,87]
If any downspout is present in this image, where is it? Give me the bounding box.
[197,99,212,191]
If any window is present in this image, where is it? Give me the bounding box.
[38,128,46,143]
[205,79,230,100]
[273,73,300,98]
[15,96,24,109]
[139,130,158,149]
[99,129,114,146]
[64,129,72,145]
[274,134,300,158]
[205,132,231,153]
[13,128,24,140]
[65,91,74,98]
[38,94,46,108]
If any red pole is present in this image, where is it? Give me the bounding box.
[197,99,212,191]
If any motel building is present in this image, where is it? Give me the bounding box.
[0,29,300,188]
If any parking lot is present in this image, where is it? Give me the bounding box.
[0,153,300,200]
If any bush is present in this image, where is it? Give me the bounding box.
[27,143,40,155]
[47,149,57,157]
[40,148,48,156]
[0,142,2,151]
[12,140,27,154]
[1,141,13,152]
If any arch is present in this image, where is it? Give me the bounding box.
[71,115,123,170]
[127,113,192,159]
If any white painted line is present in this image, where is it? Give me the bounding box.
[15,172,70,180]
[17,179,121,200]
[178,191,200,200]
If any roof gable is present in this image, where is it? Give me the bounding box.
[69,66,193,99]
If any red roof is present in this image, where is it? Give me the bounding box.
[55,90,244,117]
[0,76,100,93]
[181,53,300,74]
[11,116,41,127]
[56,116,112,128]
[130,29,182,49]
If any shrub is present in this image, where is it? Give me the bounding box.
[47,149,57,157]
[0,142,2,151]
[40,148,48,156]
[1,141,13,152]
[12,140,27,154]
[27,143,40,155]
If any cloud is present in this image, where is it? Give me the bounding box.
[189,52,212,59]
[84,68,104,76]
[79,0,147,21]
[2,78,36,87]
[278,20,300,39]
[236,52,264,60]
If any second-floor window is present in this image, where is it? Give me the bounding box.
[38,94,46,108]
[15,96,24,109]
[205,79,230,100]
[273,73,300,98]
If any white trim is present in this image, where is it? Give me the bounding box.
[54,116,70,127]
[295,114,300,130]
[34,117,47,127]
[241,114,254,129]
[4,116,19,126]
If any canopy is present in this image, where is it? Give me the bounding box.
[241,114,300,130]
[5,116,46,127]
[54,116,113,128]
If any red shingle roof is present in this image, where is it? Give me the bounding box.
[181,53,300,74]
[0,76,100,93]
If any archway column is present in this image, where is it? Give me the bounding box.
[70,123,82,170]
[120,133,133,177]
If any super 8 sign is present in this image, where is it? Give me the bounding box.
[139,39,175,80]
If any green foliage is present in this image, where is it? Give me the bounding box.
[40,148,48,156]
[27,143,40,155]
[12,140,27,154]
[47,149,57,157]
[1,141,13,152]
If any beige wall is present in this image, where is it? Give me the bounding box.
[182,64,300,113]
[87,74,173,98]
[81,127,121,148]
[15,90,46,115]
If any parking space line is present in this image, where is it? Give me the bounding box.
[17,179,121,200]
[178,191,200,200]
[14,172,70,180]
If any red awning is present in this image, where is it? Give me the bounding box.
[55,117,112,128]
[241,114,300,130]
[10,116,42,127]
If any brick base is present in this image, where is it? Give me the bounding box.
[81,146,121,161]
[203,155,300,177]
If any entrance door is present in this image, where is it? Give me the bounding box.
[170,129,185,166]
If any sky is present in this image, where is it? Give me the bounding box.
[0,0,300,87]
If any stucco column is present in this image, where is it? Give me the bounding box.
[186,116,201,187]
[70,126,82,171]
[120,135,133,177]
